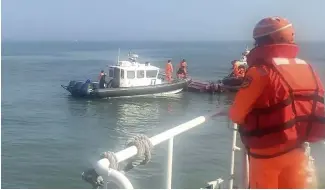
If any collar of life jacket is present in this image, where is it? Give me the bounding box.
[246,44,299,67]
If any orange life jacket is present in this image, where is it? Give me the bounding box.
[240,44,325,158]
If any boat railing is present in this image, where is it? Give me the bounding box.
[85,114,319,189]
[86,113,247,189]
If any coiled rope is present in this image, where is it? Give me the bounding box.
[82,134,153,188]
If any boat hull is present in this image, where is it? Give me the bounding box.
[62,79,190,98]
[187,77,243,94]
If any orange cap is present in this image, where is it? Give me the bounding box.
[253,16,295,44]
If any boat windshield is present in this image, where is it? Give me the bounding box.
[109,69,114,77]
[114,68,121,79]
[146,70,158,78]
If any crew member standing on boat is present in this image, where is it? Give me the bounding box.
[165,60,173,82]
[228,16,325,189]
[98,70,104,81]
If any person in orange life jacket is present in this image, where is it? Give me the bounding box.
[165,60,173,82]
[98,70,104,81]
[228,16,325,189]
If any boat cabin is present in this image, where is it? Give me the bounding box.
[107,55,162,88]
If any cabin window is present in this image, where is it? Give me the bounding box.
[121,69,124,79]
[146,70,158,78]
[114,68,121,79]
[127,71,135,79]
[109,69,114,77]
[137,70,145,78]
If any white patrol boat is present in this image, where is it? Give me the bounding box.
[61,52,190,98]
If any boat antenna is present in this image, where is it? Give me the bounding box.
[117,48,120,64]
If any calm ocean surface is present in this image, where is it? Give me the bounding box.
[1,41,325,188]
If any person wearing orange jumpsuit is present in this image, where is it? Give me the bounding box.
[229,17,325,189]
[165,60,173,82]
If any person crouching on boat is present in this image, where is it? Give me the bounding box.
[176,67,187,79]
[228,16,325,189]
[165,60,174,82]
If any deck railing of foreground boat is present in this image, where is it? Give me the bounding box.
[89,114,319,189]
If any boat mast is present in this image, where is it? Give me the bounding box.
[117,48,121,64]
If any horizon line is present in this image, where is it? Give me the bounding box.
[2,39,324,43]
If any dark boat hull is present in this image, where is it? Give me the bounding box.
[62,79,190,98]
[187,76,243,94]
[221,76,243,87]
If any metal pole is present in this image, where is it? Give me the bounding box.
[117,48,120,64]
[242,150,249,189]
[229,124,240,189]
[166,138,174,189]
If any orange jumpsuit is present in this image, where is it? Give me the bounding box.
[229,66,307,189]
[165,62,173,82]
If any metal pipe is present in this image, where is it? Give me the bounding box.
[102,168,134,189]
[166,138,174,189]
[241,150,249,189]
[229,124,238,189]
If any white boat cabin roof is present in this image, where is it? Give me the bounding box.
[109,60,160,71]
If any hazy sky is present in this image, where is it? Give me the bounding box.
[2,0,325,41]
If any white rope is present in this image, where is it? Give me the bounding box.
[123,134,153,172]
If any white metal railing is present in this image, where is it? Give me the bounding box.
[95,114,212,189]
[92,114,319,189]
[93,113,246,189]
